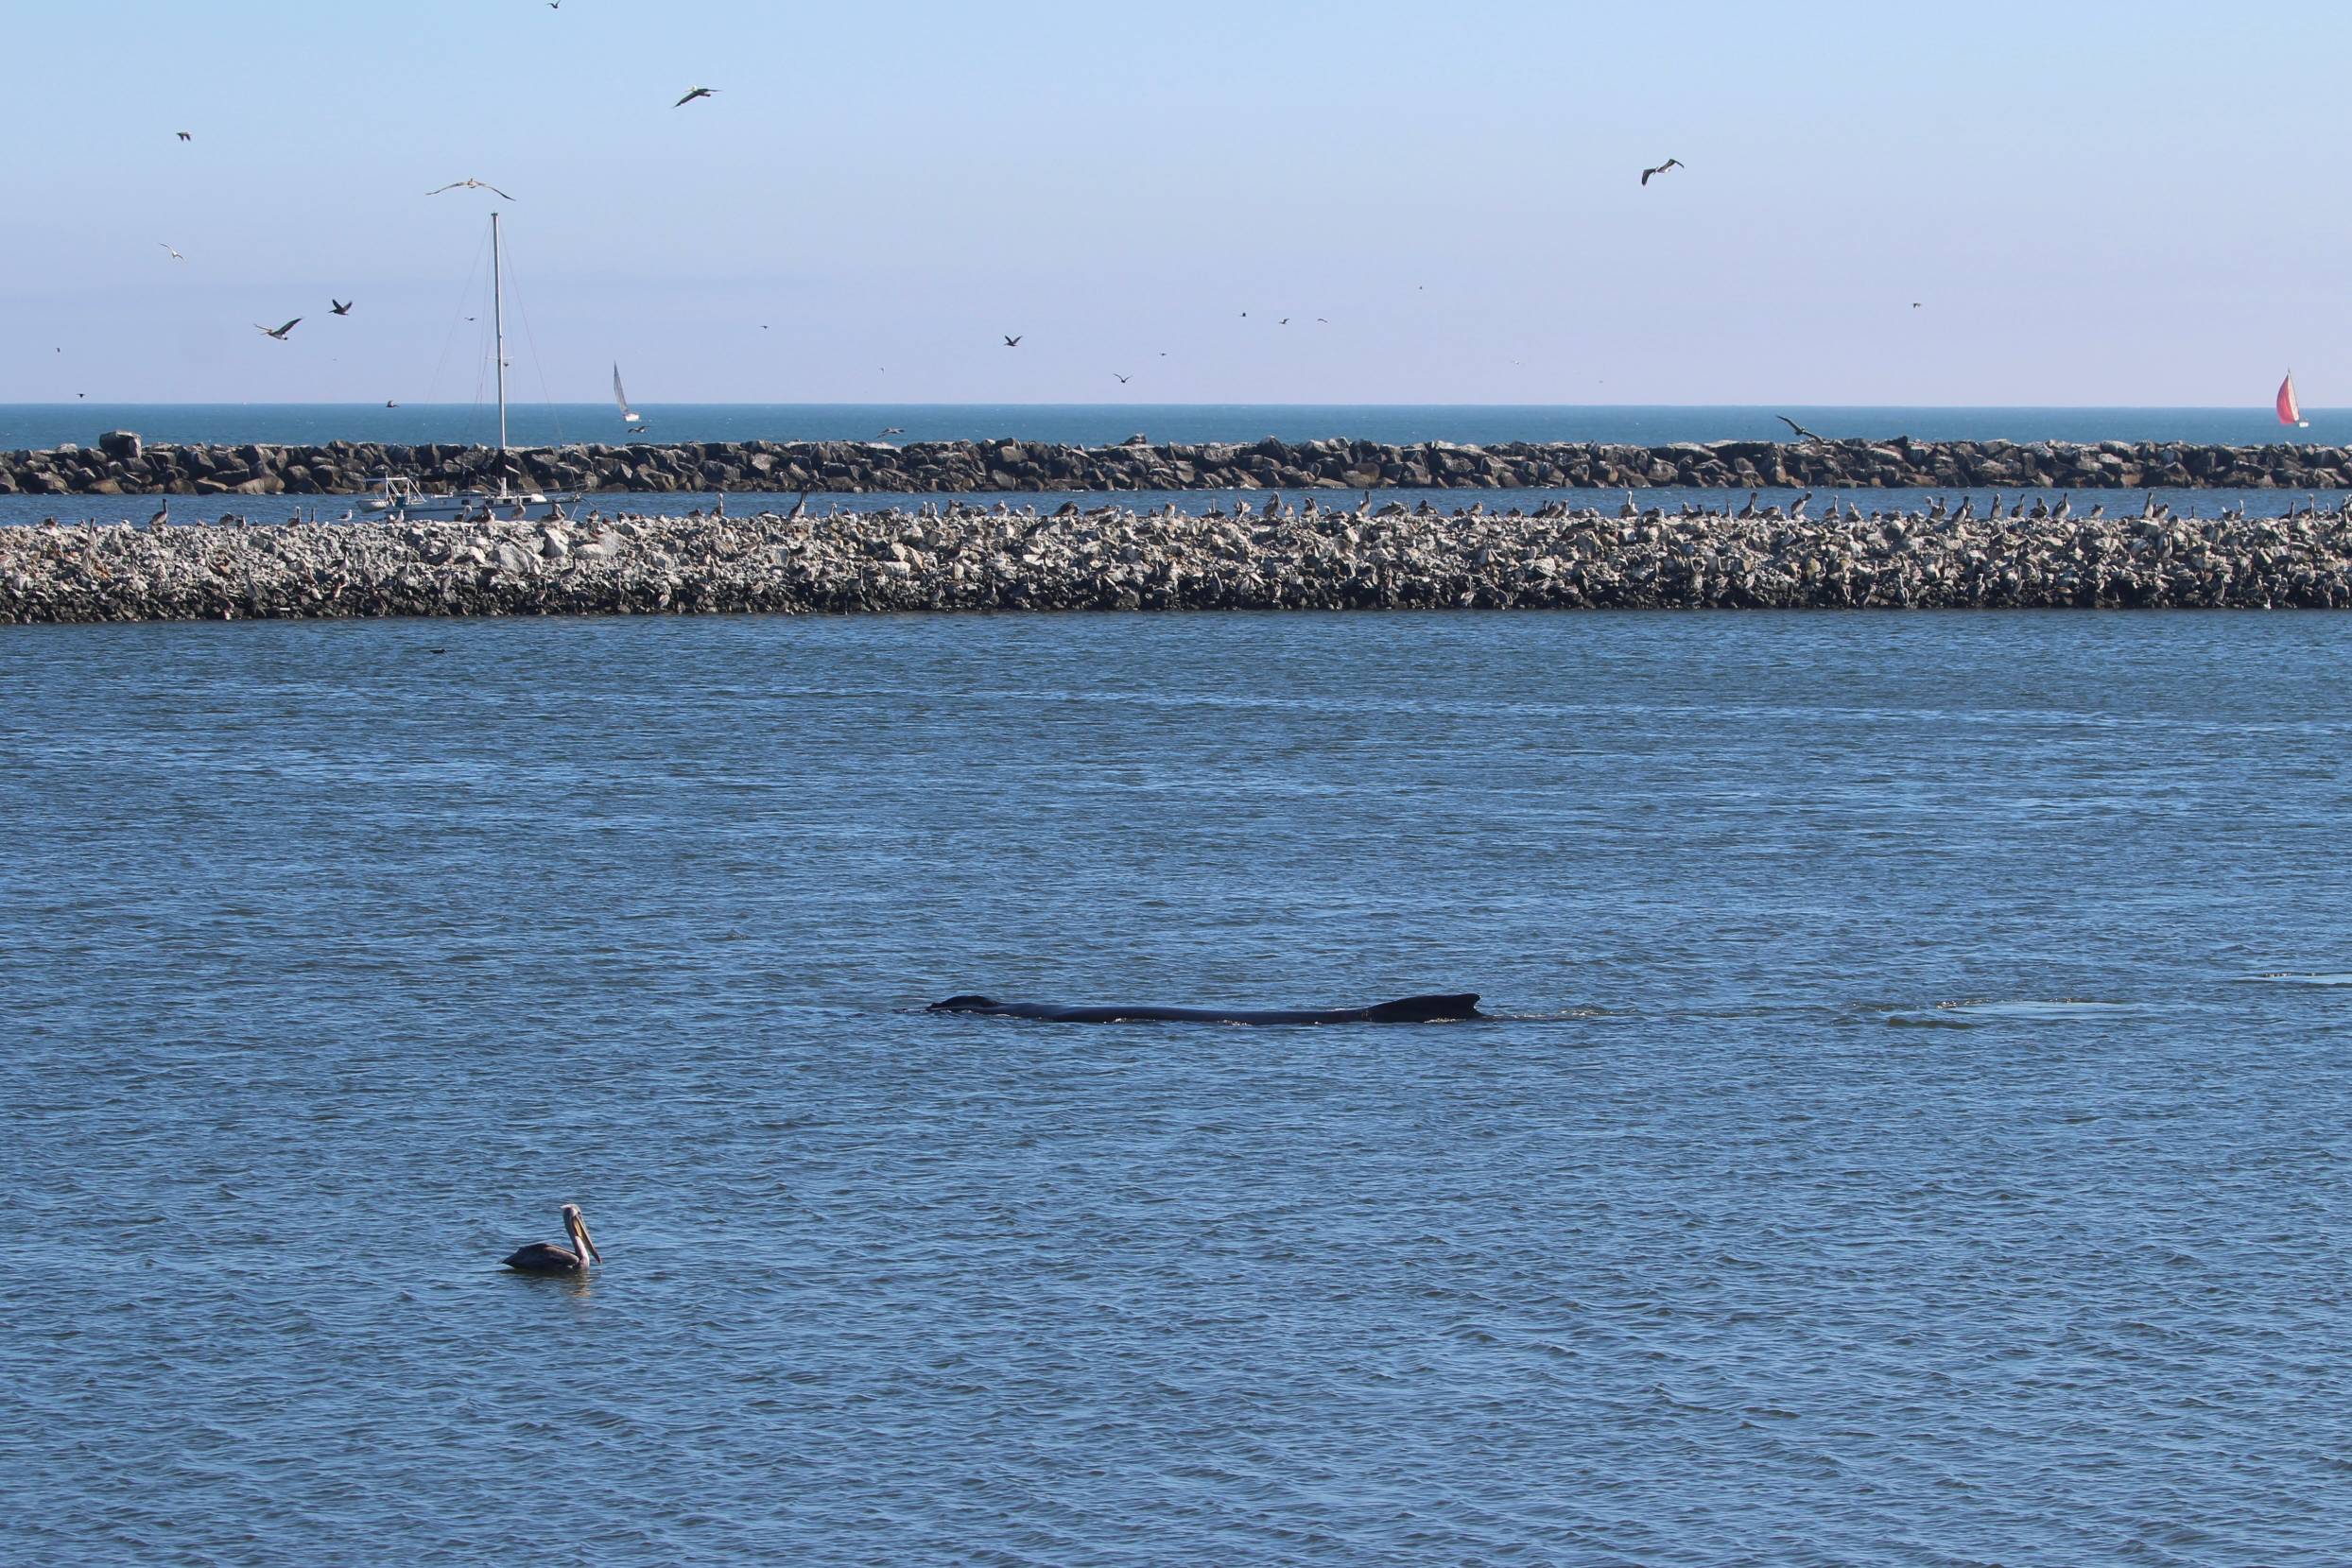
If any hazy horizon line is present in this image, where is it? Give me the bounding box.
[0,399,2313,413]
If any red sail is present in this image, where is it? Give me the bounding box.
[2278,372,2303,425]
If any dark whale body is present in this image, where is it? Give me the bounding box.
[929,992,1483,1025]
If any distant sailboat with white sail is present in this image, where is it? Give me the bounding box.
[2277,370,2310,429]
[614,363,643,424]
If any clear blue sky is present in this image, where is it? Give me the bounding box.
[6,0,2346,405]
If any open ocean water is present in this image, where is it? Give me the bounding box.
[5,610,2350,1564]
[5,403,2349,455]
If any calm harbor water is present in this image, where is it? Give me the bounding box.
[6,612,2351,1563]
[3,402,2345,454]
[8,487,2350,532]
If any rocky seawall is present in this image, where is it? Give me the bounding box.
[12,431,2352,498]
[9,497,2351,624]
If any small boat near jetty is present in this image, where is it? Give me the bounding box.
[362,212,578,522]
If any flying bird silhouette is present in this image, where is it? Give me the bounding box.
[426,178,514,199]
[1003,335,1021,347]
[256,319,301,340]
[1114,373,1131,383]
[1639,158,1684,186]
[159,242,185,261]
[674,87,718,107]
[1776,415,1825,442]
[176,131,191,142]
[330,299,353,316]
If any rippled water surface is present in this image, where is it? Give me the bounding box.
[5,612,2350,1564]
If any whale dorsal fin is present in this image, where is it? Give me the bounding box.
[1364,993,1482,1022]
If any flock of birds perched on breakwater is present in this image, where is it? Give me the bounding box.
[14,485,2352,623]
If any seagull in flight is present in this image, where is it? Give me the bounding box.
[256,318,301,341]
[1003,335,1022,347]
[330,299,353,316]
[159,242,185,261]
[1776,414,1825,443]
[1114,373,1131,383]
[427,178,515,199]
[879,425,905,436]
[674,86,718,107]
[1639,157,1684,186]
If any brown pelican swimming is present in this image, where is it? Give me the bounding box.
[502,1203,601,1274]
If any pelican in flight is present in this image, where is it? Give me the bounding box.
[1640,157,1684,186]
[159,242,186,262]
[502,1204,601,1274]
[176,130,191,142]
[330,299,353,316]
[256,318,301,340]
[1003,335,1022,347]
[675,86,718,107]
[427,178,515,199]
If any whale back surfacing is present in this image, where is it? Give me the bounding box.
[928,992,1483,1025]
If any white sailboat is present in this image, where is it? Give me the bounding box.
[614,364,643,423]
[362,212,579,521]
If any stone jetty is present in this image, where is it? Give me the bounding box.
[9,494,2352,623]
[10,432,2352,498]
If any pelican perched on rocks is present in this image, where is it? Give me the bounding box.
[502,1203,600,1275]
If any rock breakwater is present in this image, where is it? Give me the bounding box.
[11,432,2352,497]
[9,494,2352,624]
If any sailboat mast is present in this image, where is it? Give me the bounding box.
[491,211,508,455]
